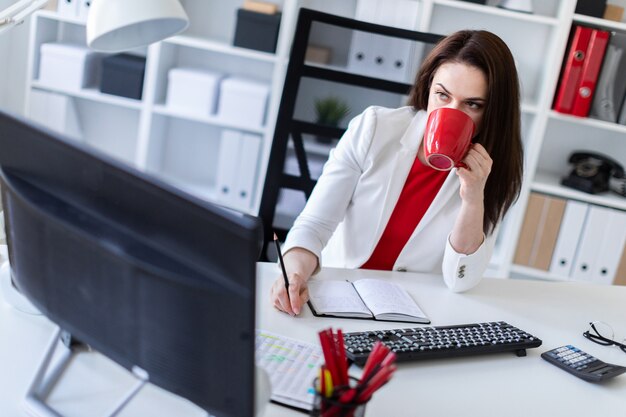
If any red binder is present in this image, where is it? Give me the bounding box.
[554,26,593,114]
[571,29,610,117]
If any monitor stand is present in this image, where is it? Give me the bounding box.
[23,327,272,417]
[23,327,153,417]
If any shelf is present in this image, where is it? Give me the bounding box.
[31,81,143,110]
[164,35,279,63]
[532,171,626,211]
[152,105,267,134]
[36,10,86,25]
[509,265,569,282]
[433,0,560,26]
[548,111,626,135]
[573,14,626,32]
[521,102,539,114]
[302,64,412,94]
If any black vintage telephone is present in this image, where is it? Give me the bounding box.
[561,151,626,196]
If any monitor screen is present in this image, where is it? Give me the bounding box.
[0,111,263,417]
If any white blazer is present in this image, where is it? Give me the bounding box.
[283,106,496,292]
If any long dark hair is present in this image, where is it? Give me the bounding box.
[408,30,523,235]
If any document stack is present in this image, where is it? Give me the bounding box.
[514,192,626,285]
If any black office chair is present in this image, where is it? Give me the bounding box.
[258,8,443,260]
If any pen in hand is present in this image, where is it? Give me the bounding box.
[273,232,292,309]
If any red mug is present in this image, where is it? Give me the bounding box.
[423,107,476,171]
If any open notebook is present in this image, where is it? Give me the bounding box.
[307,279,430,324]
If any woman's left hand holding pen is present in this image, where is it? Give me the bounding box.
[269,247,317,316]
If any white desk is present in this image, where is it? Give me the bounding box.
[1,262,625,417]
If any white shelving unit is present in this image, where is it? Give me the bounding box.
[21,0,626,283]
[24,0,299,216]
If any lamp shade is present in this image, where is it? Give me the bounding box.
[87,0,189,52]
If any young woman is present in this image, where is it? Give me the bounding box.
[271,30,523,315]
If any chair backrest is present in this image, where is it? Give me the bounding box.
[258,7,443,260]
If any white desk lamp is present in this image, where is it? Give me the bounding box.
[87,0,189,52]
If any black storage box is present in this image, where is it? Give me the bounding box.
[233,9,281,53]
[575,0,607,18]
[458,0,487,4]
[100,53,146,100]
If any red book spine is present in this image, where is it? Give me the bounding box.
[554,26,593,114]
[571,29,610,117]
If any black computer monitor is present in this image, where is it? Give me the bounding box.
[0,111,263,417]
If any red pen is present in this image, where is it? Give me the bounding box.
[360,341,388,384]
[356,364,397,402]
[335,329,349,385]
[319,329,340,386]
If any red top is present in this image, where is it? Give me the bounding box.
[361,156,448,271]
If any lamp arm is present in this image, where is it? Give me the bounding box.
[0,0,48,33]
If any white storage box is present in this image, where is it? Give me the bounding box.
[166,68,224,116]
[39,43,101,91]
[217,77,270,128]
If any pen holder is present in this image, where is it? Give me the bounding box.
[310,377,367,417]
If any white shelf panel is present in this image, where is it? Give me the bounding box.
[164,35,279,63]
[532,171,626,211]
[548,110,626,135]
[433,0,559,26]
[521,102,539,114]
[152,105,267,134]
[36,10,86,25]
[31,81,143,110]
[573,14,626,32]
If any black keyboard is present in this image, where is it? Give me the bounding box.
[344,321,542,366]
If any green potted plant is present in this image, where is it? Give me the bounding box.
[314,96,350,143]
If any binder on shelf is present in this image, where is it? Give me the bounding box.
[592,209,626,285]
[533,197,566,271]
[232,133,262,211]
[514,193,544,266]
[377,0,420,83]
[553,26,593,114]
[513,193,566,270]
[614,245,626,286]
[57,0,78,18]
[590,32,626,123]
[77,0,91,21]
[348,0,381,79]
[571,29,610,117]
[571,205,612,282]
[215,129,243,207]
[549,200,589,278]
[347,0,420,82]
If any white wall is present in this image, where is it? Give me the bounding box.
[0,0,31,114]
